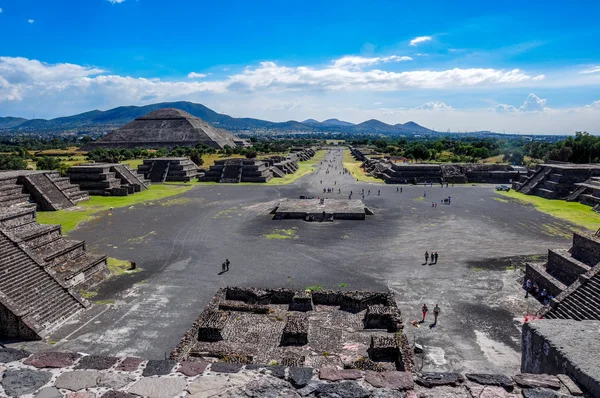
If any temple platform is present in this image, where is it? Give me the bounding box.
[272,199,373,220]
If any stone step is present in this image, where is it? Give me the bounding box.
[54,252,108,284]
[0,193,31,207]
[0,185,24,196]
[36,238,86,266]
[570,289,600,316]
[10,222,62,248]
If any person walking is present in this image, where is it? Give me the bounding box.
[433,304,440,324]
[225,258,230,271]
[524,279,532,298]
[434,252,438,264]
[421,304,429,322]
[424,251,429,264]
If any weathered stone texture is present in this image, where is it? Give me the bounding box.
[23,351,80,368]
[365,371,414,390]
[127,376,187,398]
[76,355,119,370]
[1,369,52,397]
[55,370,101,391]
[141,359,176,377]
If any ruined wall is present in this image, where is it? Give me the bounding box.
[522,319,600,397]
[571,233,600,267]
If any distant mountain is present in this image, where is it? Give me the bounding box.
[322,118,354,127]
[0,117,28,129]
[0,101,433,135]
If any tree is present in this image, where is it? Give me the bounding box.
[0,156,28,170]
[246,151,257,159]
[503,148,524,165]
[36,156,62,170]
[189,150,204,166]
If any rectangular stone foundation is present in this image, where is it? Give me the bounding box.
[274,199,369,220]
[197,311,228,342]
[281,314,309,346]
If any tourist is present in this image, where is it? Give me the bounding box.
[368,190,371,195]
[533,283,540,296]
[401,187,403,193]
[424,251,429,264]
[524,279,532,298]
[397,187,399,192]
[432,202,435,207]
[225,258,230,271]
[434,252,438,264]
[378,189,380,196]
[421,304,429,322]
[540,288,548,304]
[433,304,440,324]
[423,191,427,197]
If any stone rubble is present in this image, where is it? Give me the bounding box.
[0,348,589,398]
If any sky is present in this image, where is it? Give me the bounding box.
[1,0,600,134]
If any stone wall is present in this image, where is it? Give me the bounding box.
[571,233,600,267]
[522,319,600,397]
[0,347,588,398]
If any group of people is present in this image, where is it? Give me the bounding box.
[421,303,441,325]
[424,251,439,265]
[523,279,555,304]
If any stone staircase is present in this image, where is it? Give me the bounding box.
[518,167,553,195]
[220,164,242,183]
[541,265,600,321]
[271,166,286,178]
[21,173,75,210]
[528,233,600,301]
[0,175,31,208]
[0,228,87,339]
[112,164,149,192]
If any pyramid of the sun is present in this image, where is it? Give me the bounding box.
[86,108,240,149]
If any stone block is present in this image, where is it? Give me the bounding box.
[178,361,209,376]
[66,393,96,398]
[76,355,119,370]
[465,373,514,390]
[55,370,101,391]
[468,385,519,398]
[556,374,583,396]
[0,347,31,363]
[97,373,135,390]
[100,392,137,398]
[127,377,187,398]
[116,357,143,372]
[416,372,464,388]
[210,362,243,373]
[513,374,561,389]
[0,369,52,397]
[365,371,414,390]
[319,367,362,381]
[288,367,313,388]
[34,386,63,398]
[23,351,80,368]
[316,381,370,398]
[142,359,177,377]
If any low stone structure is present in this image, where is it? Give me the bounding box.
[136,157,198,182]
[273,198,373,221]
[351,147,526,184]
[200,158,274,183]
[0,170,89,211]
[67,163,149,196]
[522,319,599,397]
[171,287,406,371]
[526,232,600,300]
[0,347,589,397]
[199,149,316,183]
[513,162,600,207]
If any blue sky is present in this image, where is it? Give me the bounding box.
[1,0,600,133]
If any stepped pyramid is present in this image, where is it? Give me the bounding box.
[85,108,240,150]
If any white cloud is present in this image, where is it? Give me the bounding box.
[0,8,3,13]
[108,0,126,3]
[414,101,453,111]
[332,55,412,69]
[28,19,34,24]
[533,75,546,81]
[187,72,207,79]
[580,66,600,74]
[520,93,547,112]
[410,36,432,46]
[584,100,600,110]
[493,104,518,113]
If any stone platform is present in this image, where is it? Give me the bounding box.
[273,199,373,220]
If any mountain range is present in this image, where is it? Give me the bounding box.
[0,101,434,135]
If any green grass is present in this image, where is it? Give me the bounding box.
[342,149,384,184]
[338,283,349,287]
[264,228,298,240]
[305,284,324,291]
[79,290,97,299]
[413,196,425,202]
[107,257,141,276]
[36,184,196,234]
[121,158,144,169]
[497,190,600,231]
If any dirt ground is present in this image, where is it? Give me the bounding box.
[8,148,581,374]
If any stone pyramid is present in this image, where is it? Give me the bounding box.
[86,108,240,149]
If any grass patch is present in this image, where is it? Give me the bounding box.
[264,228,298,240]
[413,196,425,202]
[107,257,140,276]
[79,290,97,299]
[305,284,324,291]
[471,267,484,272]
[214,206,239,219]
[497,190,600,231]
[338,283,349,287]
[493,197,509,203]
[36,183,196,234]
[342,149,384,184]
[128,231,156,244]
